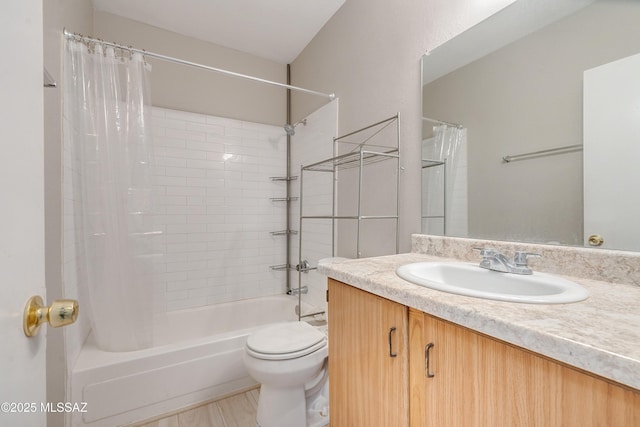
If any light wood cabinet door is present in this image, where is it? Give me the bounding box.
[328,279,409,427]
[409,308,640,427]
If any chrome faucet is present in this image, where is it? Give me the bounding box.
[474,248,540,275]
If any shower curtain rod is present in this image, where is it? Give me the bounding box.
[422,116,463,128]
[63,29,336,100]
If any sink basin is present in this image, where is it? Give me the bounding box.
[395,262,589,304]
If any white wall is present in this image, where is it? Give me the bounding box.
[64,107,288,319]
[150,108,288,311]
[291,0,515,254]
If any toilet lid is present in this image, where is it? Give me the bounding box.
[246,321,327,360]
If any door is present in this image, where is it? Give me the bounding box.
[583,52,640,251]
[0,2,47,426]
[328,279,408,427]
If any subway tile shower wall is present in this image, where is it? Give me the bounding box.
[151,108,287,311]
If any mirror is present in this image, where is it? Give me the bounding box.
[421,0,640,251]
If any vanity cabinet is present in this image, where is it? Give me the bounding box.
[328,279,640,427]
[409,308,640,426]
[327,279,409,426]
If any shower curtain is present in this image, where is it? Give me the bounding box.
[422,124,468,236]
[63,39,158,351]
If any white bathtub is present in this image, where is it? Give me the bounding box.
[70,295,312,427]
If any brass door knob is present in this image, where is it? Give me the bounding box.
[23,296,79,337]
[588,234,604,247]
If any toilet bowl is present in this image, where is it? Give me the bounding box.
[243,321,329,427]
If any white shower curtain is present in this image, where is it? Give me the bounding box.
[422,124,468,237]
[63,39,158,351]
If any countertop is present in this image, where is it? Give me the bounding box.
[318,253,640,391]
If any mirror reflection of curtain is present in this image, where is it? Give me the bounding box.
[422,125,468,237]
[63,39,159,351]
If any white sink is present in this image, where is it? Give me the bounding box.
[395,262,589,304]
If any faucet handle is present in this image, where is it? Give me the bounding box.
[513,251,541,267]
[473,247,496,258]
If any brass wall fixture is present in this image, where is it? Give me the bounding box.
[23,296,79,337]
[588,234,604,247]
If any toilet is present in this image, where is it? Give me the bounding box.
[243,321,329,427]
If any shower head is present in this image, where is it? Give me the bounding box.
[283,119,307,136]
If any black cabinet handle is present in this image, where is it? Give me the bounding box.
[388,327,397,357]
[425,342,435,378]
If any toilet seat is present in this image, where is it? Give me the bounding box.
[246,321,327,361]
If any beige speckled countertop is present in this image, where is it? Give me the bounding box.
[318,252,640,391]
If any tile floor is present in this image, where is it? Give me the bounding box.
[132,388,259,427]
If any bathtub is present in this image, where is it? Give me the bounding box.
[70,295,316,427]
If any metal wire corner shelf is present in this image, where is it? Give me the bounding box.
[298,113,401,263]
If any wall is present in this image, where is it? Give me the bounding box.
[93,11,287,126]
[64,103,337,317]
[291,0,515,255]
[150,108,287,311]
[149,101,338,313]
[422,1,640,245]
[43,1,94,426]
[63,100,344,315]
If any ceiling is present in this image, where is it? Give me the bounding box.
[91,0,346,64]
